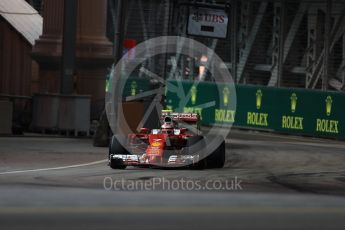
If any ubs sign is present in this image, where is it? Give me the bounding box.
[187,7,229,39]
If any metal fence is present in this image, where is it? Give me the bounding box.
[106,0,345,92]
[24,0,345,91]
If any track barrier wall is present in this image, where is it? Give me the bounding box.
[163,80,345,140]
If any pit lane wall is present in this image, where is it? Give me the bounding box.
[164,80,345,140]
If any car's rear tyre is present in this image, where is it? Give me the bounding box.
[109,135,129,170]
[205,139,225,169]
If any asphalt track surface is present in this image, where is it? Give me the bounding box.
[0,130,345,230]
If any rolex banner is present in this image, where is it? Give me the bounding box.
[165,80,345,140]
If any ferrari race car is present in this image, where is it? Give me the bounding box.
[108,112,225,169]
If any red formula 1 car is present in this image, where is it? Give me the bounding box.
[108,112,225,169]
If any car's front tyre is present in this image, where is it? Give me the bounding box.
[109,135,129,170]
[109,158,127,170]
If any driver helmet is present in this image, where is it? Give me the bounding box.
[161,116,175,129]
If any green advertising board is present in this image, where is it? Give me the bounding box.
[122,77,151,97]
[165,80,236,126]
[166,80,345,140]
[112,77,151,98]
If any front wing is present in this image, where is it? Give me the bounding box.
[110,153,200,167]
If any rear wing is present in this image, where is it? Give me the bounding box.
[161,111,199,123]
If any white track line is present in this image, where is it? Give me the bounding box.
[0,159,107,175]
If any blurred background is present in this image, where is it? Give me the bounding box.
[1,0,345,136]
[1,2,345,229]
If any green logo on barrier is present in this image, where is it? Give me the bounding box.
[256,90,263,110]
[191,86,197,105]
[131,81,137,96]
[290,93,298,113]
[223,86,230,106]
[326,96,333,116]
